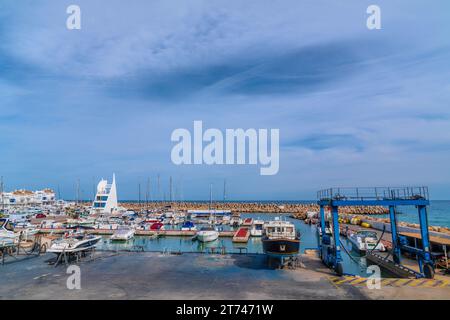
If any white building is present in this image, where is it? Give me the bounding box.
[1,188,56,207]
[90,174,118,215]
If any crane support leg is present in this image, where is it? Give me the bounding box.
[389,205,401,264]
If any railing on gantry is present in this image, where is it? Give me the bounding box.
[317,186,429,201]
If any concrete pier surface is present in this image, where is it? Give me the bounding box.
[0,252,448,300]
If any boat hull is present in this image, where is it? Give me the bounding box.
[262,237,300,258]
[196,231,219,242]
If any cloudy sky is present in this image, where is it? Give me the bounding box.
[0,1,449,200]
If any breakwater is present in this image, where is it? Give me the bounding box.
[119,201,388,217]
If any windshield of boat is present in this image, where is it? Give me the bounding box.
[357,231,378,238]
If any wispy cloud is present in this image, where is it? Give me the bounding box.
[0,0,449,199]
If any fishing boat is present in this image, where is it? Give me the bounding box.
[48,234,102,254]
[348,230,386,253]
[181,221,196,231]
[196,227,219,242]
[262,218,300,258]
[111,226,135,241]
[250,220,265,237]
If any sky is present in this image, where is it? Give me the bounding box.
[0,1,449,200]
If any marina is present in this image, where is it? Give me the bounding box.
[0,179,449,300]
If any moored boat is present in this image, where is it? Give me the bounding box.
[250,220,265,237]
[111,226,135,241]
[181,221,196,231]
[348,230,386,253]
[196,227,219,242]
[262,218,300,258]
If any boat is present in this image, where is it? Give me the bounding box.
[250,220,265,237]
[230,213,241,227]
[196,227,219,242]
[110,226,135,241]
[348,230,386,253]
[242,218,253,226]
[262,218,300,258]
[181,221,196,231]
[0,218,16,240]
[48,234,102,254]
[150,222,164,231]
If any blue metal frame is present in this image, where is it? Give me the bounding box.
[317,186,434,278]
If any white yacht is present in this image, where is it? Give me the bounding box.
[48,234,102,254]
[90,174,119,215]
[250,220,265,237]
[0,218,15,240]
[196,226,219,242]
[348,230,386,253]
[111,226,135,241]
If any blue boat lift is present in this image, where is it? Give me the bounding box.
[317,186,435,278]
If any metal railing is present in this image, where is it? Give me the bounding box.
[317,186,429,201]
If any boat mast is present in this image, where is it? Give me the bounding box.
[146,177,150,212]
[223,179,227,202]
[1,176,4,212]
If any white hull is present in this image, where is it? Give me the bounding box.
[111,230,135,241]
[250,229,263,237]
[48,236,102,253]
[196,230,219,242]
[348,234,385,252]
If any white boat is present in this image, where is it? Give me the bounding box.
[250,220,265,237]
[0,218,15,240]
[230,214,241,227]
[348,230,386,253]
[111,226,135,241]
[196,227,219,242]
[48,235,102,253]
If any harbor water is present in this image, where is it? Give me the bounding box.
[97,213,369,277]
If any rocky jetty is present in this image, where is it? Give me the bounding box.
[120,201,388,217]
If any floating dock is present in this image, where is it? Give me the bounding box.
[232,227,250,243]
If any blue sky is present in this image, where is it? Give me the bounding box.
[0,1,450,200]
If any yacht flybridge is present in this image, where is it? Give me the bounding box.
[90,174,118,215]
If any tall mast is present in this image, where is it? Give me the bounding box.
[157,174,161,201]
[223,179,227,202]
[146,177,150,211]
[76,179,80,205]
[169,176,173,203]
[138,182,141,210]
[1,176,4,212]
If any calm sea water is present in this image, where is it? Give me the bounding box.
[372,200,450,228]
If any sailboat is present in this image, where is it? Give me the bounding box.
[196,184,219,242]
